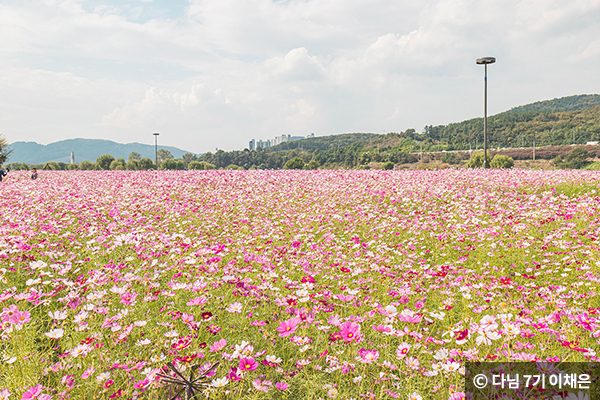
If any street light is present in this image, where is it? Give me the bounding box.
[153,132,159,169]
[476,56,495,168]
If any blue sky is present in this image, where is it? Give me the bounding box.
[1,0,599,154]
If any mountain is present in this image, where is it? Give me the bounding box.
[8,138,195,164]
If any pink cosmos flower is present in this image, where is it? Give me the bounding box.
[186,296,207,306]
[372,324,394,334]
[405,356,421,370]
[356,348,379,364]
[339,321,362,343]
[0,389,10,400]
[1,304,19,321]
[275,382,289,391]
[239,357,258,372]
[210,338,227,352]
[334,294,355,302]
[252,379,272,392]
[21,384,43,400]
[396,343,411,359]
[119,292,137,306]
[276,317,301,337]
[576,313,598,331]
[181,313,194,324]
[81,366,95,379]
[133,378,151,389]
[11,310,31,325]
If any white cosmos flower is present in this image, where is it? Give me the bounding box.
[48,310,68,320]
[96,372,111,382]
[211,377,229,388]
[45,328,65,339]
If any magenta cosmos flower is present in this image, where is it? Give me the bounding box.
[239,357,258,372]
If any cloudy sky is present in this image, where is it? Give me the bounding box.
[1,0,599,153]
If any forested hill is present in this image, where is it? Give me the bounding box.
[501,94,600,114]
[424,103,600,149]
[194,94,600,170]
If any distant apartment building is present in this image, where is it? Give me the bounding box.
[249,133,313,150]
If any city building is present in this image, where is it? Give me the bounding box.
[249,134,310,150]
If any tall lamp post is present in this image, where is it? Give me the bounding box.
[153,132,159,169]
[476,57,495,168]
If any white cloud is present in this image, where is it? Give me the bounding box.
[1,0,599,154]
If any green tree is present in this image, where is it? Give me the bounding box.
[78,160,96,170]
[284,157,305,170]
[157,149,174,166]
[126,159,139,170]
[0,134,13,165]
[138,158,155,170]
[161,158,185,170]
[20,163,29,170]
[563,147,589,169]
[188,161,216,170]
[66,163,78,170]
[128,152,142,161]
[182,153,197,167]
[43,161,60,170]
[110,158,126,170]
[5,162,21,170]
[490,155,514,169]
[96,154,115,170]
[308,159,320,170]
[467,151,484,168]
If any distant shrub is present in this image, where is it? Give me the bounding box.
[382,161,395,170]
[584,161,600,170]
[188,161,216,170]
[490,155,514,169]
[78,160,96,170]
[441,152,461,164]
[225,164,243,170]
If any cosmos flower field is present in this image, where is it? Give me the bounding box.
[1,169,600,400]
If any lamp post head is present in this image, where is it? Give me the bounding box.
[476,57,496,65]
[153,132,159,136]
